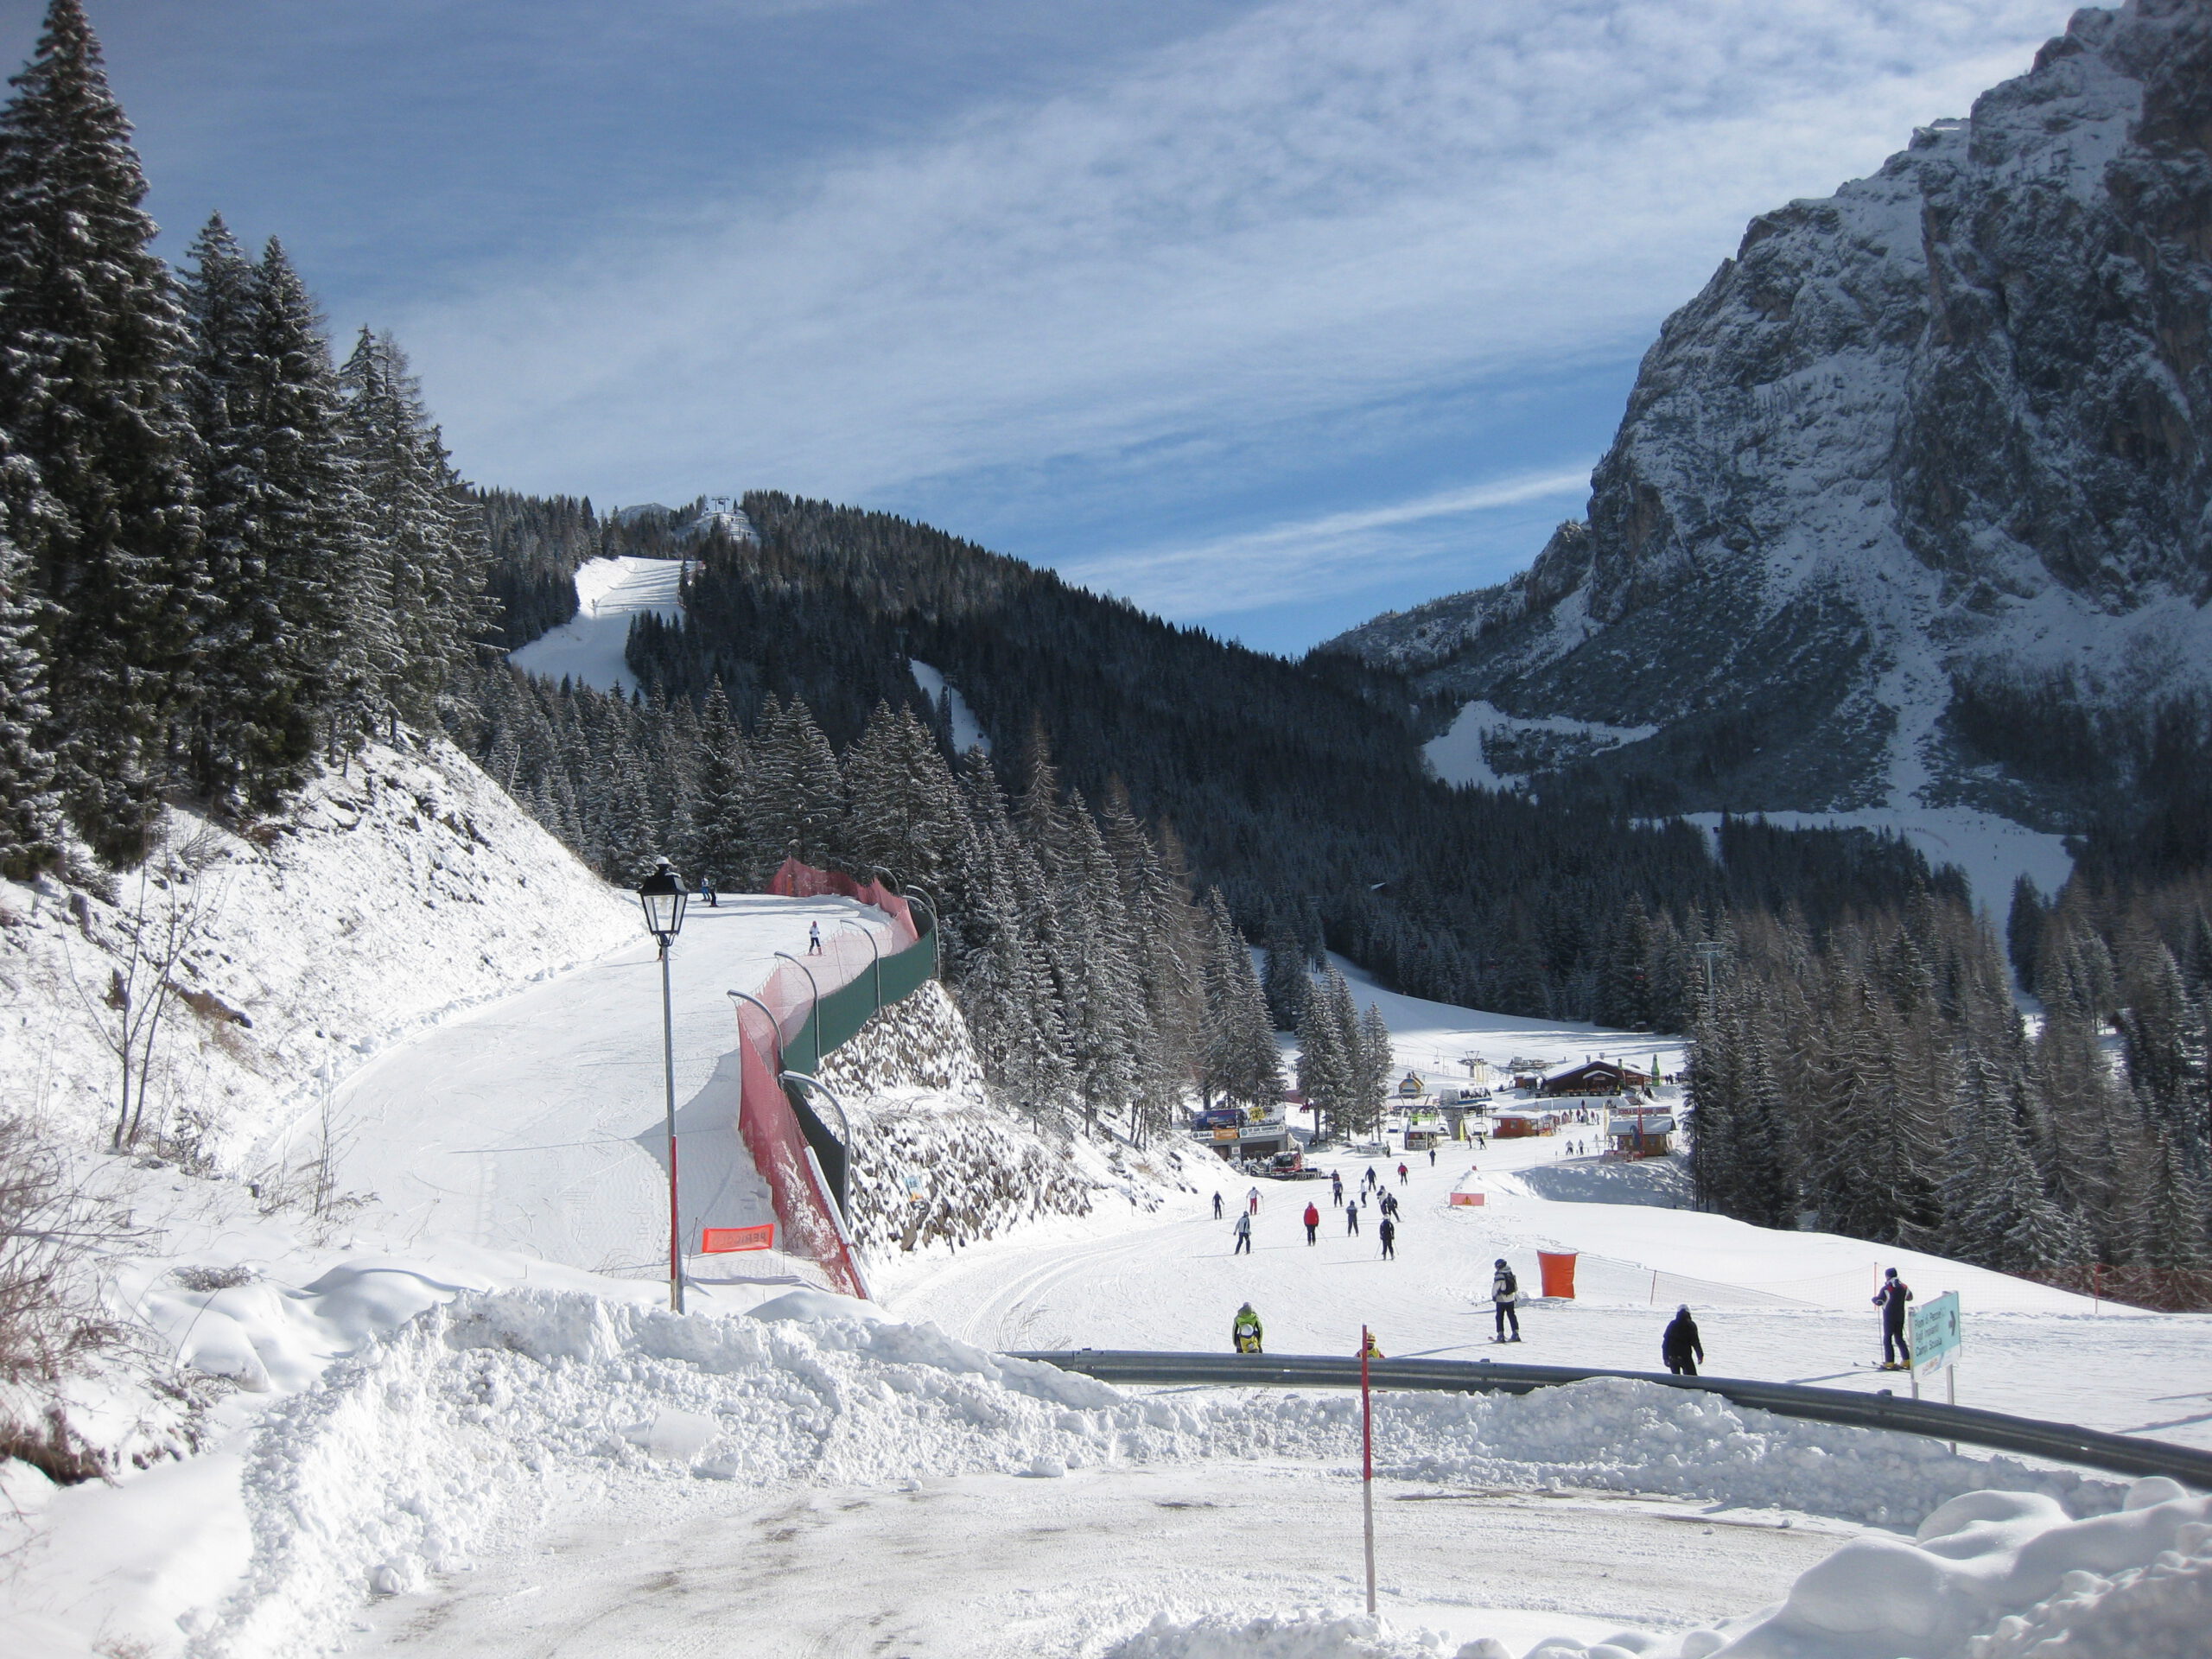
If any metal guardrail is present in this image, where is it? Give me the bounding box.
[1007,1350,2212,1488]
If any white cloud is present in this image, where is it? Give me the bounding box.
[400,0,2070,519]
[1064,468,1595,618]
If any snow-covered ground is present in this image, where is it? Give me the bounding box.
[1424,702,1658,793]
[910,658,992,753]
[327,891,901,1278]
[1679,807,2073,923]
[0,736,634,1169]
[882,953,2212,1442]
[9,780,2210,1659]
[506,556,690,694]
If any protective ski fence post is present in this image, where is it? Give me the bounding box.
[725,859,938,1301]
[1360,1325,1376,1617]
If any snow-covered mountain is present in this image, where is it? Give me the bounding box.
[1325,0,2212,840]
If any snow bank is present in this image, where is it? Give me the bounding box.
[176,1275,2158,1659]
[1100,1482,2212,1659]
[190,1287,1150,1658]
[1373,1376,2114,1527]
[1108,1610,1487,1658]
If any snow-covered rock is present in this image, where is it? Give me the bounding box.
[817,979,1181,1257]
[1328,0,2212,836]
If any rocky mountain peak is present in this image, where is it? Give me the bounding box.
[1325,0,2212,832]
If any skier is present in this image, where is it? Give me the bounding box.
[1233,1302,1263,1354]
[1247,1186,1262,1215]
[1331,1172,1344,1205]
[1232,1211,1253,1255]
[1344,1199,1360,1236]
[1662,1305,1703,1376]
[1397,1161,1409,1185]
[1359,1331,1383,1360]
[807,921,823,955]
[1428,1147,1436,1167]
[1303,1201,1321,1245]
[1363,1166,1376,1192]
[1212,1192,1224,1220]
[1873,1268,1914,1370]
[1491,1258,1522,1343]
[700,877,718,908]
[1378,1216,1397,1260]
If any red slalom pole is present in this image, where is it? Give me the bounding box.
[1361,1324,1376,1615]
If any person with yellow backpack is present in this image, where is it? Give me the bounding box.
[1232,1302,1263,1354]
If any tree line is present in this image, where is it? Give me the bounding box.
[466,664,1284,1141]
[0,1,486,877]
[1689,875,2212,1281]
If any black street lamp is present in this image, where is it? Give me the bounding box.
[638,859,688,1313]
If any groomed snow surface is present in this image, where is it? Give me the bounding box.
[505,556,690,695]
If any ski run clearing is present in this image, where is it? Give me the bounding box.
[5,766,2212,1658]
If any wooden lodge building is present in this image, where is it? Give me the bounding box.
[1539,1059,1654,1098]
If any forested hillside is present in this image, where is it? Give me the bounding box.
[608,494,1955,1024]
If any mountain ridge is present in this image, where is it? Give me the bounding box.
[1321,0,2212,840]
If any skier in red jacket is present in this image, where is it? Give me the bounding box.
[1303,1201,1320,1244]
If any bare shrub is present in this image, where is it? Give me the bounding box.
[0,1116,131,1482]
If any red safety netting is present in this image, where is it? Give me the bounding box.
[725,856,918,1300]
[731,994,868,1299]
[769,856,920,950]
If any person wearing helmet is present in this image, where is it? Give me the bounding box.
[1233,1302,1263,1354]
[1491,1257,1521,1343]
[1662,1305,1703,1376]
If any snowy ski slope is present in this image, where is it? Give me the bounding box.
[505,555,690,694]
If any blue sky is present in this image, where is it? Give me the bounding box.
[7,0,2072,653]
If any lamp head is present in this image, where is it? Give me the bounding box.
[638,859,687,940]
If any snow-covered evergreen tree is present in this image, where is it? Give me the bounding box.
[0,0,202,863]
[1199,888,1282,1109]
[0,498,59,877]
[181,228,358,811]
[339,328,486,728]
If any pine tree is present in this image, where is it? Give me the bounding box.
[340,328,486,728]
[0,0,203,862]
[1355,1003,1395,1129]
[691,678,746,885]
[1200,888,1283,1108]
[1294,969,1344,1138]
[181,229,357,810]
[0,498,59,876]
[2007,875,2047,994]
[1261,918,1308,1031]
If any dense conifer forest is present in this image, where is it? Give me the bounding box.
[2,0,2206,1271]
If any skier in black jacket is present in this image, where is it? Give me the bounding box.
[1662,1306,1703,1376]
[1491,1258,1520,1342]
[1873,1268,1913,1370]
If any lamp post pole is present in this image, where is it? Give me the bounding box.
[774,950,822,1071]
[782,1068,856,1218]
[637,860,690,1314]
[838,918,881,1010]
